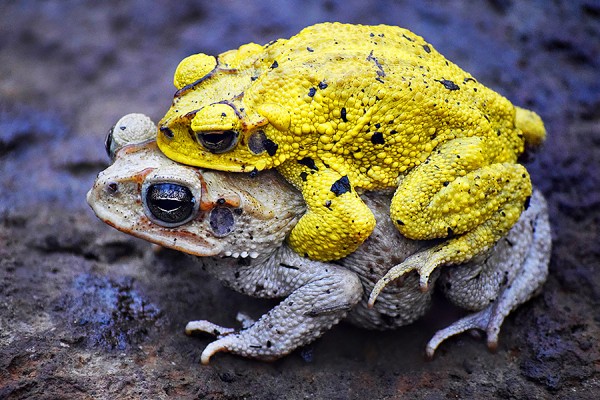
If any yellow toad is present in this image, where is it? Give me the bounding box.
[157,22,545,290]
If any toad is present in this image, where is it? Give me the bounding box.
[156,23,546,297]
[87,114,551,363]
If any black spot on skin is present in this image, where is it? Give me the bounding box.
[463,77,477,84]
[217,198,225,205]
[396,219,405,226]
[308,87,317,97]
[380,314,397,327]
[341,107,347,122]
[443,181,449,187]
[324,200,332,209]
[280,263,299,270]
[300,171,308,182]
[298,157,318,171]
[263,138,278,156]
[403,34,414,42]
[375,123,381,129]
[237,257,252,266]
[307,47,314,52]
[318,81,328,90]
[267,340,272,348]
[524,196,531,210]
[502,272,509,286]
[438,79,460,90]
[371,132,385,145]
[330,176,351,196]
[367,50,386,77]
[447,227,454,237]
[423,44,431,53]
[270,60,278,69]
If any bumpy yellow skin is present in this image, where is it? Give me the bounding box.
[157,22,546,265]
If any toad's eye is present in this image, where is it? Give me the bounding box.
[105,126,115,159]
[144,183,196,227]
[195,130,239,153]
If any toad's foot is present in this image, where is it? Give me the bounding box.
[368,246,442,307]
[185,321,250,365]
[425,306,495,358]
[186,313,259,364]
[186,320,236,363]
[186,320,235,338]
[426,189,550,357]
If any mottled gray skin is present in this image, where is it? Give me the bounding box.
[87,115,551,364]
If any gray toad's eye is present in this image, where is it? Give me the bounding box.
[195,130,239,153]
[144,183,196,227]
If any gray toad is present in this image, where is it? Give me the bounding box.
[87,114,551,363]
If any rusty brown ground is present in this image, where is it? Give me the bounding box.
[1,1,599,399]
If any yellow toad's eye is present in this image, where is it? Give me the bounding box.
[195,130,239,153]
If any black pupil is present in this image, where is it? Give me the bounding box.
[146,183,194,224]
[198,130,237,153]
[105,127,114,158]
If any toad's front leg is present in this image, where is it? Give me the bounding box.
[188,246,363,363]
[278,158,376,261]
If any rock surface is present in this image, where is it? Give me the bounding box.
[1,1,599,398]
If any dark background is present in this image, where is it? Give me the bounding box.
[1,1,599,398]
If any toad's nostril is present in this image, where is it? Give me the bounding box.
[106,182,119,193]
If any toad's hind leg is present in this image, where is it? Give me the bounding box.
[279,158,376,261]
[376,137,532,297]
[425,189,551,357]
